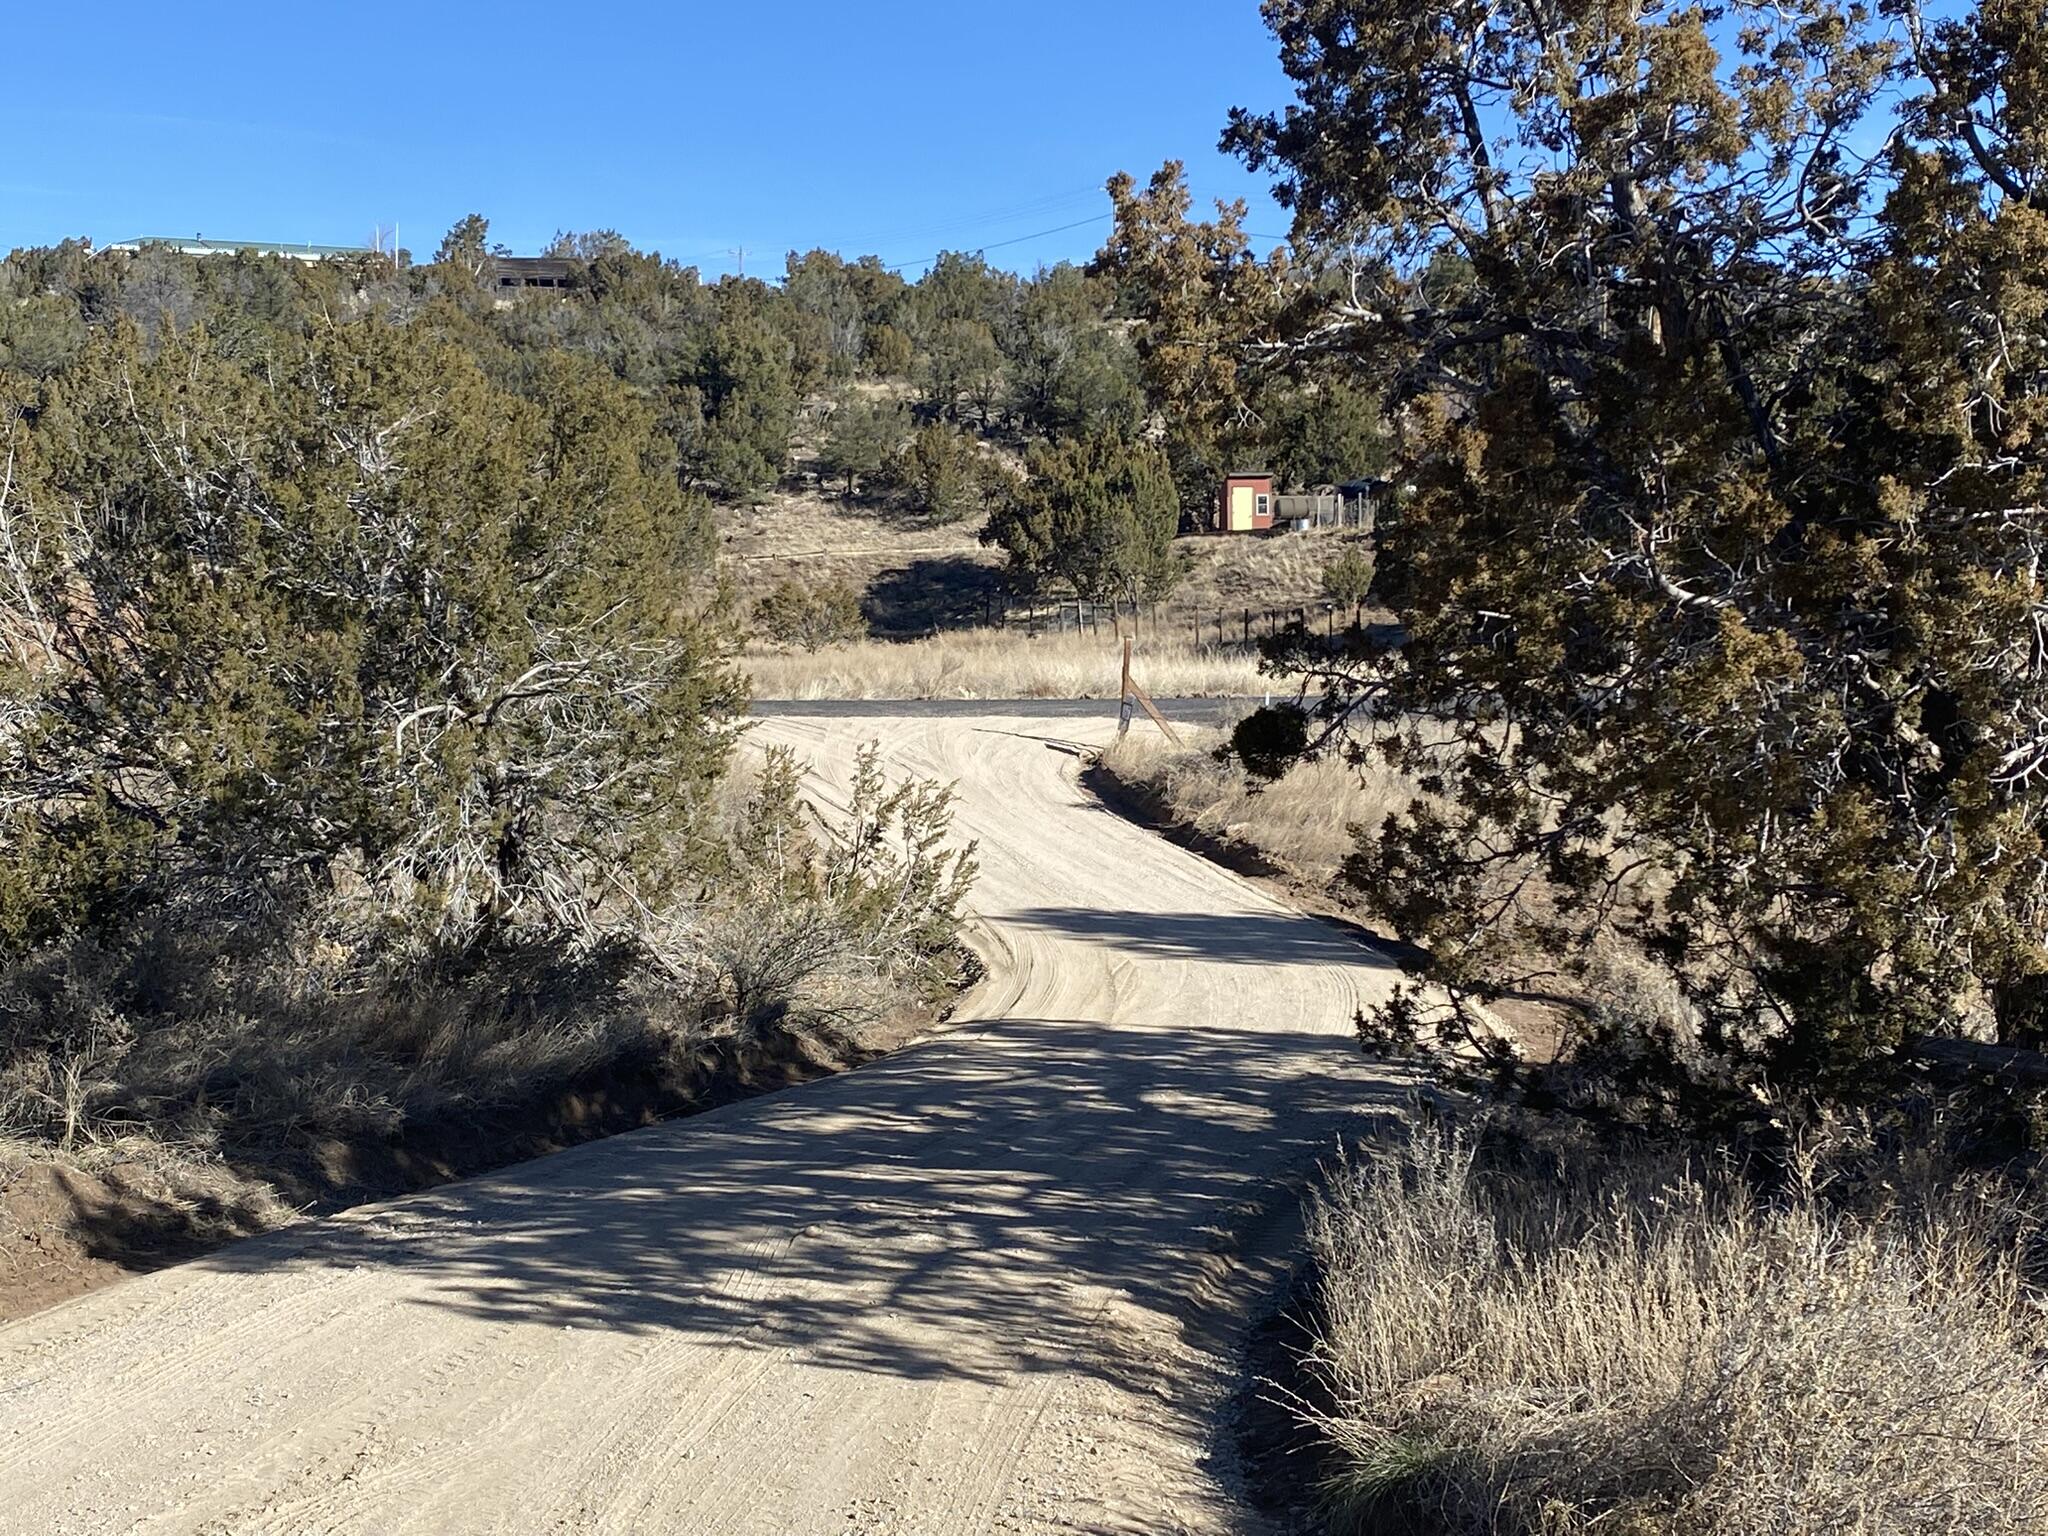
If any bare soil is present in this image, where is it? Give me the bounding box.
[0,707,1405,1536]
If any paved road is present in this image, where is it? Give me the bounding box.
[0,709,1403,1535]
[751,697,1260,723]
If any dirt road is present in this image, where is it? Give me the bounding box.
[0,708,1404,1535]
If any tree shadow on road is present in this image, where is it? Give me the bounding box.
[184,1019,1410,1401]
[1008,906,1403,970]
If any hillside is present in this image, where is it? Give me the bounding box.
[723,475,1373,642]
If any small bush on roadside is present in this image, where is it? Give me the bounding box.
[753,578,868,652]
[643,744,976,1043]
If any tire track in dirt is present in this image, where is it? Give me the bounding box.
[0,707,1408,1535]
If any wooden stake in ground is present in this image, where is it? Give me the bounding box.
[1118,636,1182,744]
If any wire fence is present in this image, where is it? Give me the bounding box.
[975,593,1371,646]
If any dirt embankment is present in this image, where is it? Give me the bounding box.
[0,1009,946,1327]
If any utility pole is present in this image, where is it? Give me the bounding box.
[729,245,747,277]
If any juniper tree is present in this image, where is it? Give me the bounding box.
[697,288,797,496]
[1001,264,1144,436]
[895,422,983,525]
[1096,163,1285,518]
[1224,0,2048,1086]
[981,428,1184,604]
[0,318,741,957]
[818,391,907,500]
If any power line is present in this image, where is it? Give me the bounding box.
[834,184,1107,255]
[882,212,1113,273]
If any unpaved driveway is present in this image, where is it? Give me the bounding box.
[0,708,1405,1535]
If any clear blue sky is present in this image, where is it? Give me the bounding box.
[2,1,1296,278]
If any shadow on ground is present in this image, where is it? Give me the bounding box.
[179,1019,1406,1399]
[1009,907,1398,970]
[863,556,1001,636]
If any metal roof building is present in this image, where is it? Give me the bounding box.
[100,237,375,264]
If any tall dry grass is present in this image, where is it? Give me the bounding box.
[1306,1124,2048,1535]
[1096,731,1420,883]
[745,628,1266,700]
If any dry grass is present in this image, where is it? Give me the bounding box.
[745,629,1267,700]
[0,929,681,1160]
[1095,730,1419,884]
[716,477,1377,638]
[1174,528,1368,618]
[1306,1123,2048,1535]
[718,483,997,616]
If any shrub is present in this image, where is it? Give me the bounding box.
[646,745,976,1041]
[0,744,975,1163]
[1320,545,1376,608]
[752,579,867,652]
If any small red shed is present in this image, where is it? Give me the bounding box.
[1218,471,1275,533]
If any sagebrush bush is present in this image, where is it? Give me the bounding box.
[1305,1123,2048,1536]
[0,743,972,1171]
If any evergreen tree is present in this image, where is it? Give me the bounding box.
[1257,376,1389,490]
[1224,0,2048,1090]
[1096,163,1284,518]
[895,421,983,524]
[433,213,501,282]
[1001,264,1143,435]
[0,318,741,956]
[697,290,796,496]
[981,428,1184,603]
[1320,545,1377,608]
[818,391,907,500]
[920,318,1004,423]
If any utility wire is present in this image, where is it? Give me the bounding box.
[834,184,1106,254]
[880,212,1112,272]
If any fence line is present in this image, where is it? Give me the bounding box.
[968,592,1370,647]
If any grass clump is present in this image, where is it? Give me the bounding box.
[1095,730,1419,885]
[1304,1120,2048,1536]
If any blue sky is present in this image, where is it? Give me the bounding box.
[2,1,1296,277]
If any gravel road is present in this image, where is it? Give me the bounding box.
[0,708,1405,1535]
